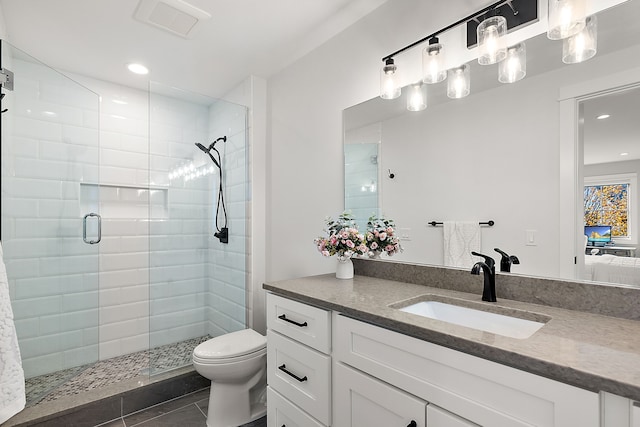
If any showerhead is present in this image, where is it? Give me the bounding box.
[195,142,209,153]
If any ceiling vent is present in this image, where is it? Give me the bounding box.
[134,0,211,39]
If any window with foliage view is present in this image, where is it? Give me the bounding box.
[584,180,630,238]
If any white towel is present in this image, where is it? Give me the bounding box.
[443,221,482,268]
[0,242,26,424]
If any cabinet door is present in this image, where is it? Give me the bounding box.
[427,406,479,427]
[633,403,640,427]
[267,386,324,427]
[334,362,426,427]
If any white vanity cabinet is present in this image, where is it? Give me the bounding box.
[266,293,332,426]
[266,292,602,427]
[333,314,600,427]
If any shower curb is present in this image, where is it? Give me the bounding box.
[4,368,209,427]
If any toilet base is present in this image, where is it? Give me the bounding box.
[205,374,267,427]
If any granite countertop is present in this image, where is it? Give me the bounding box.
[263,273,640,401]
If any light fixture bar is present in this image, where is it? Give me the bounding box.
[381,0,514,62]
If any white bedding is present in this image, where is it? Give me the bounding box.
[584,254,640,286]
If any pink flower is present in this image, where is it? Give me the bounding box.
[322,250,330,257]
[386,227,394,234]
[330,236,338,245]
[357,244,368,253]
[379,232,387,241]
[346,240,355,248]
[341,230,349,239]
[386,244,395,252]
[370,242,378,250]
[374,230,379,236]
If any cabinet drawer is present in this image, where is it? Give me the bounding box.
[334,314,599,427]
[427,406,478,427]
[334,362,426,427]
[267,386,324,427]
[267,330,331,425]
[267,293,331,353]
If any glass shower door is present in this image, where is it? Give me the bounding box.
[0,40,100,395]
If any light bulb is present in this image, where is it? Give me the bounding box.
[548,0,587,40]
[422,38,446,84]
[563,15,597,64]
[477,15,507,65]
[447,65,470,99]
[499,43,526,83]
[380,58,401,100]
[407,83,427,112]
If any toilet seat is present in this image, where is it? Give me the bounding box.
[193,329,266,364]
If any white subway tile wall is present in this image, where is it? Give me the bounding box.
[2,56,249,377]
[2,58,101,377]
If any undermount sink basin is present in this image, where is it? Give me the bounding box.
[398,300,546,339]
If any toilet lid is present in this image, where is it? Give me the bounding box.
[193,329,266,359]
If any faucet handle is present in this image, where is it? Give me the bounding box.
[471,251,495,269]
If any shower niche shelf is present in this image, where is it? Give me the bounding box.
[80,183,168,219]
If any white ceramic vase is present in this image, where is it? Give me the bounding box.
[336,257,354,279]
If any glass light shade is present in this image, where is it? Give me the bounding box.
[547,0,587,40]
[477,15,507,65]
[447,65,470,99]
[563,15,597,64]
[499,43,526,83]
[407,83,427,111]
[422,40,446,84]
[380,59,401,100]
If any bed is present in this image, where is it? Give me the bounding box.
[584,254,640,286]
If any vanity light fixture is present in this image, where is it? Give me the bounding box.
[422,37,446,84]
[407,82,427,111]
[379,0,600,106]
[562,15,597,64]
[380,58,401,99]
[499,42,526,83]
[477,11,508,65]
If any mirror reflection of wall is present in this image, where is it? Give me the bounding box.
[343,1,640,282]
[344,123,381,227]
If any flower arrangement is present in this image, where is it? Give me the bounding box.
[314,212,369,260]
[365,215,402,257]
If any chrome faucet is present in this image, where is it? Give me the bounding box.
[470,251,497,302]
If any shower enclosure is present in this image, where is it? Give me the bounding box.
[1,40,249,407]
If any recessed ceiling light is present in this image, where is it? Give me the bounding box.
[596,114,611,120]
[620,152,629,156]
[127,63,149,75]
[112,99,128,105]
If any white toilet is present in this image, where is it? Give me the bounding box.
[192,329,267,427]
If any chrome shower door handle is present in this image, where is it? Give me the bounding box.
[83,213,101,244]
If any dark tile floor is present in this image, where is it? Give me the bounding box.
[96,388,267,427]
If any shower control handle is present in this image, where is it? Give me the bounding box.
[278,364,307,382]
[83,213,101,244]
[278,314,307,327]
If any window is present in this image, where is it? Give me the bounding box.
[584,173,636,240]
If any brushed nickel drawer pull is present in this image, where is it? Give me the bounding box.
[278,314,308,327]
[278,364,308,382]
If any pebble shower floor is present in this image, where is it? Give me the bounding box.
[24,336,210,407]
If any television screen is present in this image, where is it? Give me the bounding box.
[585,225,612,245]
